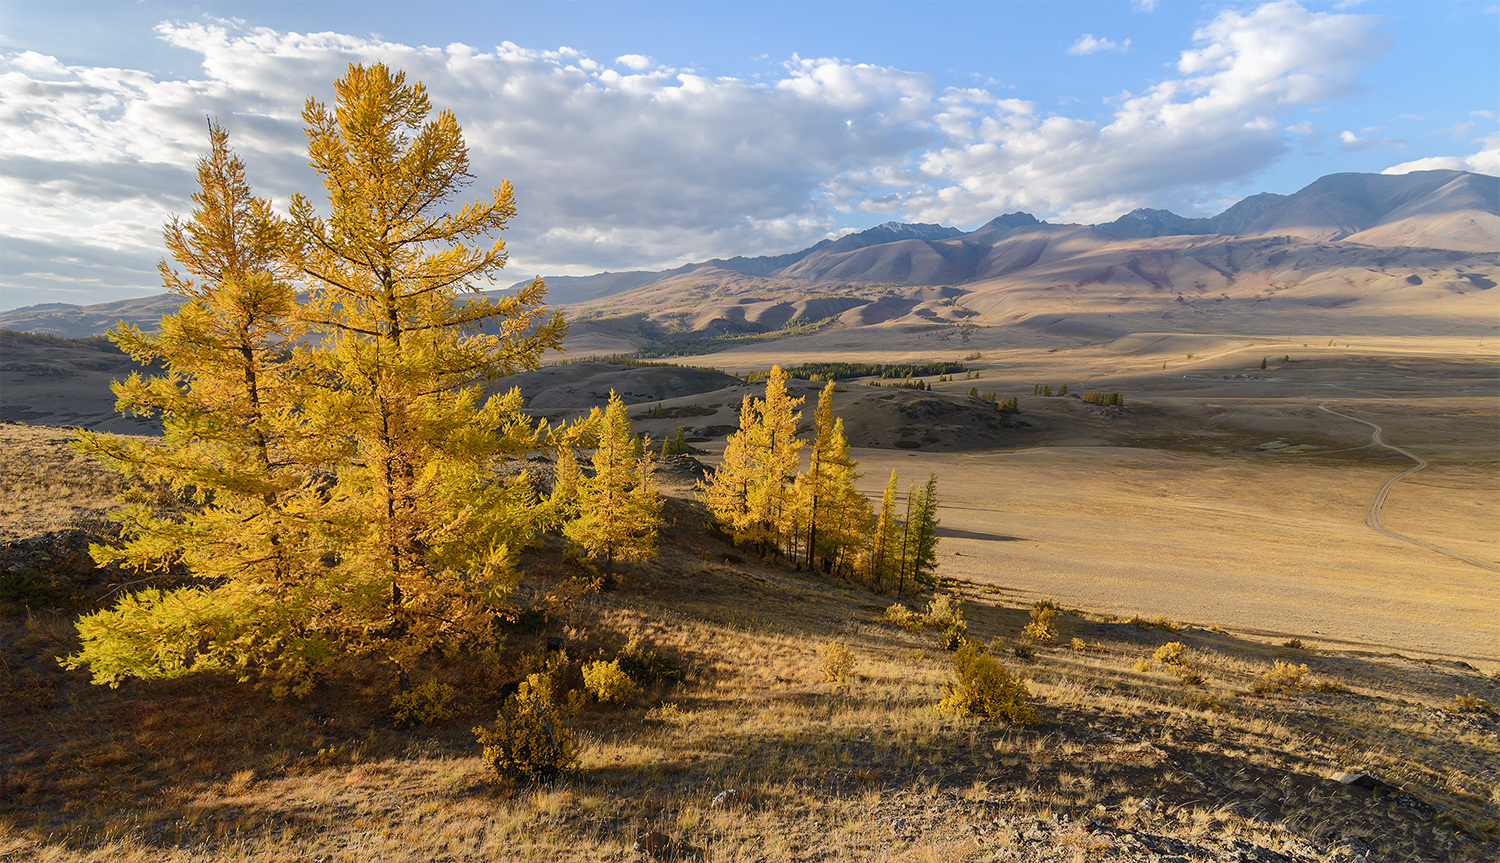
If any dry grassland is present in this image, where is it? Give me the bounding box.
[2,482,1498,861]
[0,424,130,539]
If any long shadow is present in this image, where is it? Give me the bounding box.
[936,525,1026,542]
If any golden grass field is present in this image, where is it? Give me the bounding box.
[1,328,1497,861]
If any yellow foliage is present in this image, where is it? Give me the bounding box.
[936,643,1037,724]
[390,679,456,726]
[582,659,639,704]
[1153,642,1186,667]
[819,641,855,683]
[475,682,576,784]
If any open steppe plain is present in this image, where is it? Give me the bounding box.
[629,326,1500,666]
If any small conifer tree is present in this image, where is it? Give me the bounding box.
[564,392,662,580]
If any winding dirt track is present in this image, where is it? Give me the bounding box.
[1318,403,1500,573]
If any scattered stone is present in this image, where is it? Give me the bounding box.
[710,788,743,808]
[633,830,673,859]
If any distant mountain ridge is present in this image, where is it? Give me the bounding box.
[3,170,1494,336]
[523,169,1495,303]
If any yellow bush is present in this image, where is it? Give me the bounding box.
[1453,693,1495,713]
[819,641,855,683]
[582,658,639,704]
[1254,660,1309,692]
[1153,642,1186,667]
[1022,600,1058,642]
[391,678,457,726]
[924,594,963,629]
[880,603,922,631]
[474,683,576,784]
[1133,657,1151,673]
[936,643,1037,724]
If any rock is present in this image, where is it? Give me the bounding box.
[633,830,673,859]
[710,788,743,808]
[1330,771,1395,793]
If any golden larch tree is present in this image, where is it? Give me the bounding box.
[66,124,332,693]
[562,392,662,580]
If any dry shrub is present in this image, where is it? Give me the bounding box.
[1152,642,1186,667]
[582,659,639,704]
[1011,638,1037,660]
[1254,660,1310,693]
[923,594,963,629]
[819,641,855,683]
[616,633,686,687]
[1126,614,1181,633]
[390,678,457,726]
[880,602,922,631]
[1281,638,1316,650]
[475,681,576,784]
[941,621,970,651]
[1452,693,1495,714]
[1132,657,1151,673]
[1070,637,1087,652]
[936,642,1037,724]
[1023,600,1058,642]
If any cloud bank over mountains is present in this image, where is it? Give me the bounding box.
[2,0,1496,308]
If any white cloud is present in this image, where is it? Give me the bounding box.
[1131,0,1158,11]
[1068,35,1132,56]
[0,2,1402,307]
[1384,134,1500,176]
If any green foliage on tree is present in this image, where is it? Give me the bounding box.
[64,63,565,695]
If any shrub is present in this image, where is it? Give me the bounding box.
[1254,660,1309,692]
[1011,638,1036,660]
[880,603,922,631]
[1281,638,1315,650]
[1126,615,1181,633]
[475,682,576,784]
[1452,693,1496,714]
[1181,693,1225,713]
[1153,642,1186,667]
[820,641,855,683]
[391,679,457,726]
[923,594,963,629]
[1023,600,1058,642]
[937,643,1037,723]
[1133,657,1151,673]
[1173,667,1206,685]
[582,659,639,704]
[1070,637,1087,652]
[615,634,686,688]
[941,621,970,651]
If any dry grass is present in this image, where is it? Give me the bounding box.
[0,423,129,539]
[2,492,1498,862]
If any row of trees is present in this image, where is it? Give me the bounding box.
[63,64,657,696]
[697,367,941,593]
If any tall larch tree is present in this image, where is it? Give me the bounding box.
[699,366,804,555]
[696,393,760,542]
[284,62,567,672]
[563,392,662,581]
[744,365,804,554]
[65,124,332,694]
[869,470,901,592]
[793,381,869,574]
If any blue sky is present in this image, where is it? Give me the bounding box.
[2,0,1496,309]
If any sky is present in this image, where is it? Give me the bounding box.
[1,0,1496,310]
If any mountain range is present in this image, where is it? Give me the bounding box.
[1,169,1495,340]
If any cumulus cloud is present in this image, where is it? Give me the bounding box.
[1384,134,1500,176]
[1,1,1397,307]
[1068,35,1132,56]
